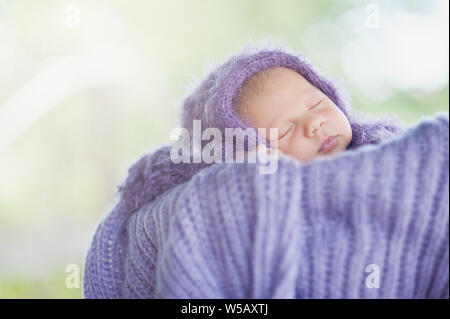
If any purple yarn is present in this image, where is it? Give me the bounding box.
[118,43,405,213]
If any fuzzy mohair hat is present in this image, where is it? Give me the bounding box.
[118,42,405,212]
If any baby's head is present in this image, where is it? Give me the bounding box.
[235,66,352,163]
[180,44,405,167]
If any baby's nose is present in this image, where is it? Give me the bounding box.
[306,118,326,137]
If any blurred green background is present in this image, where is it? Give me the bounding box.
[0,0,448,298]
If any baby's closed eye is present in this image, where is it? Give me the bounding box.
[309,94,325,110]
[278,123,295,140]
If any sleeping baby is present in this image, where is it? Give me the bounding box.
[116,42,406,210]
[175,43,403,171]
[235,65,353,164]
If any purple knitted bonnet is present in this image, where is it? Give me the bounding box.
[118,43,405,212]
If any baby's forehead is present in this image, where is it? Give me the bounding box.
[244,66,293,89]
[235,66,320,117]
[238,66,313,104]
[243,66,307,93]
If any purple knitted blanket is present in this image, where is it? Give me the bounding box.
[83,112,449,298]
[83,44,449,298]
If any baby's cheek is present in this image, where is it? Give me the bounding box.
[278,138,315,163]
[273,138,289,151]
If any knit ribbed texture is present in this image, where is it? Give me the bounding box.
[83,112,449,298]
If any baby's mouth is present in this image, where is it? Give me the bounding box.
[319,135,338,154]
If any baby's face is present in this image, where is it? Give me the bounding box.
[236,66,352,163]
